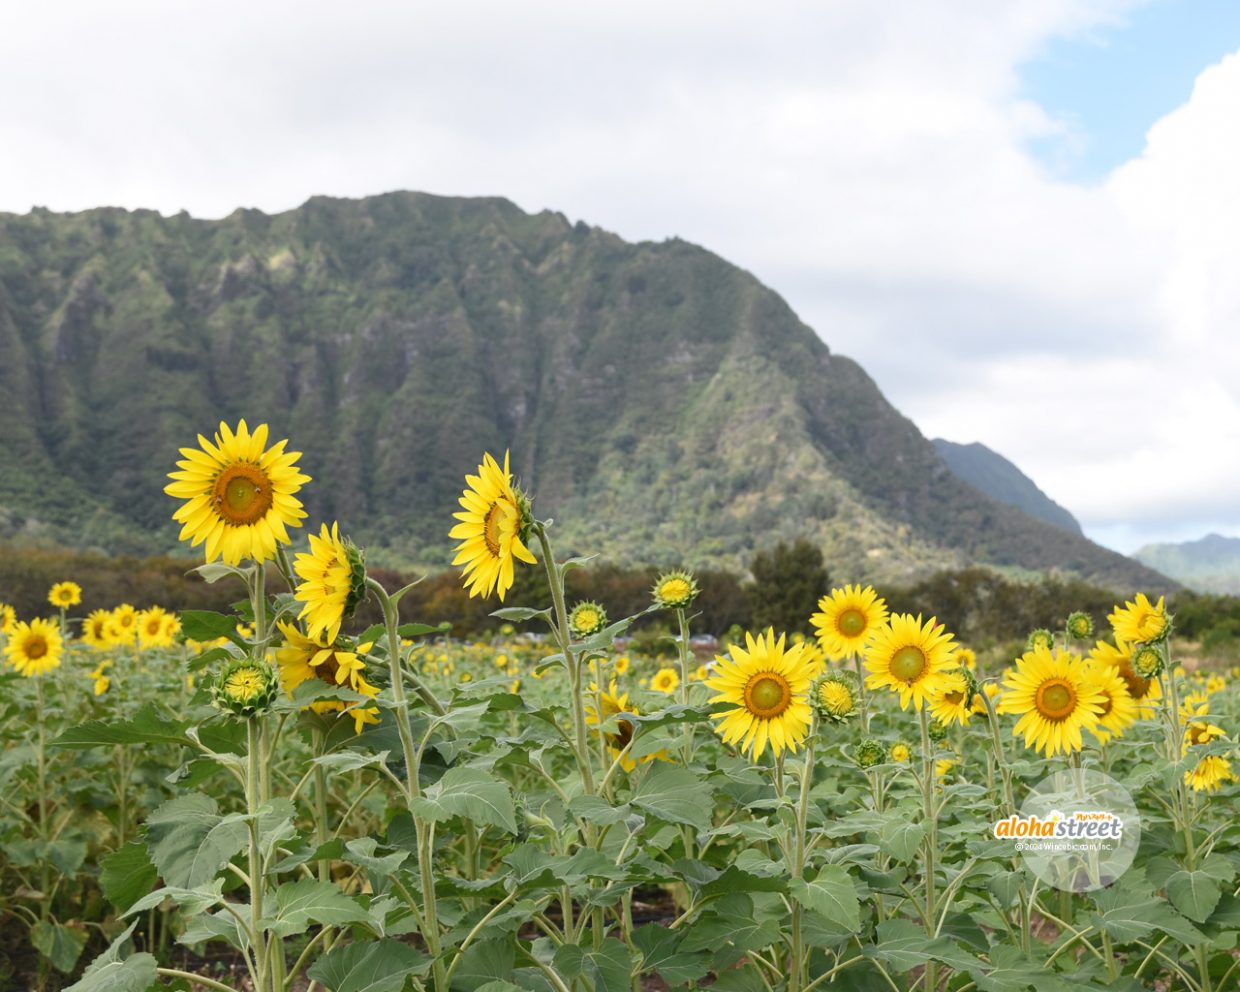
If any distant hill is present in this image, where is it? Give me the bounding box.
[0,192,1170,591]
[1134,534,1240,595]
[933,439,1082,535]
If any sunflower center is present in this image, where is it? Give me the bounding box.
[25,637,48,660]
[483,502,504,557]
[837,608,866,638]
[1035,679,1077,721]
[745,673,792,718]
[944,691,964,706]
[1116,664,1150,700]
[1097,693,1114,718]
[213,464,273,525]
[890,646,926,682]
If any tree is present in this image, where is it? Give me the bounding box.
[746,539,829,635]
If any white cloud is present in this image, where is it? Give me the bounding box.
[0,0,1235,551]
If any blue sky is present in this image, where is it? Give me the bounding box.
[1021,0,1240,181]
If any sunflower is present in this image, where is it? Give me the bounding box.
[971,681,1002,715]
[0,604,14,634]
[651,668,680,694]
[927,670,975,726]
[1186,756,1234,793]
[212,659,281,716]
[652,570,699,610]
[890,742,911,763]
[1108,593,1168,644]
[585,680,668,772]
[998,646,1104,757]
[1088,639,1162,716]
[449,451,536,601]
[811,585,888,660]
[165,419,310,565]
[48,581,82,609]
[1066,611,1094,640]
[569,601,607,638]
[863,614,957,711]
[614,655,630,675]
[4,619,65,677]
[82,610,116,650]
[1083,663,1139,744]
[956,647,977,671]
[137,606,176,650]
[706,629,817,760]
[812,671,858,723]
[1183,719,1226,754]
[89,660,112,696]
[275,622,380,732]
[107,604,139,644]
[1026,629,1055,652]
[294,522,365,643]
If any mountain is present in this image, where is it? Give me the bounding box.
[932,439,1082,535]
[1134,534,1240,595]
[0,192,1171,591]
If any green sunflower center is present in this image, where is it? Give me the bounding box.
[746,673,792,718]
[214,464,273,525]
[890,646,926,682]
[837,608,866,638]
[1036,679,1077,721]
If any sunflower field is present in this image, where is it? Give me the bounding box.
[1,420,1238,992]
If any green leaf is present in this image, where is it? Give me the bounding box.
[64,923,156,992]
[187,645,234,674]
[398,622,451,637]
[411,767,517,834]
[1091,888,1204,945]
[553,939,633,992]
[180,609,244,641]
[450,938,515,991]
[191,562,251,585]
[100,843,158,912]
[51,703,191,750]
[490,607,550,623]
[1167,869,1222,923]
[145,793,249,889]
[789,866,861,933]
[31,920,87,973]
[868,919,978,974]
[631,764,713,831]
[125,881,225,917]
[567,794,634,826]
[260,878,370,937]
[345,837,409,877]
[307,938,429,992]
[878,818,926,863]
[632,925,710,986]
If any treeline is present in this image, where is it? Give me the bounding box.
[4,541,1239,660]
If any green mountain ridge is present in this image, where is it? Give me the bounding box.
[1134,533,1240,595]
[0,191,1170,591]
[932,439,1082,535]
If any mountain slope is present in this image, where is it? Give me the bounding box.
[1134,534,1240,594]
[0,192,1170,591]
[932,439,1082,535]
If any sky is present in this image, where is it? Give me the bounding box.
[1,0,1238,555]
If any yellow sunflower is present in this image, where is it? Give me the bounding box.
[1083,663,1140,744]
[811,584,888,660]
[890,742,911,763]
[137,606,176,650]
[586,680,668,772]
[863,614,957,711]
[971,681,1002,715]
[651,668,680,694]
[48,581,82,609]
[1108,593,1168,644]
[107,604,139,644]
[614,655,630,675]
[294,522,357,643]
[4,619,64,678]
[706,629,817,760]
[1183,719,1226,754]
[165,419,310,565]
[449,451,536,601]
[956,647,977,671]
[927,670,974,726]
[1186,755,1234,793]
[0,604,15,634]
[1088,639,1162,716]
[275,621,380,732]
[998,646,1104,757]
[82,610,116,650]
[89,660,112,696]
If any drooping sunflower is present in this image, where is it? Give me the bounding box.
[4,619,65,678]
[82,610,116,650]
[1083,663,1140,744]
[294,522,365,643]
[706,629,817,761]
[1088,639,1162,716]
[275,622,380,734]
[48,581,82,609]
[586,680,668,772]
[1108,593,1169,645]
[107,604,139,644]
[650,668,680,694]
[927,669,975,726]
[1185,755,1234,793]
[137,606,176,650]
[863,614,957,711]
[811,584,888,660]
[998,646,1104,757]
[1183,719,1227,754]
[449,451,536,601]
[165,419,311,565]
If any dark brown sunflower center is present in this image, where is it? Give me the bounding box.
[146,619,161,635]
[1098,693,1114,718]
[25,637,48,660]
[837,608,866,638]
[483,502,504,557]
[745,673,791,719]
[1036,679,1077,721]
[1115,663,1150,700]
[944,691,964,706]
[890,646,926,682]
[213,464,273,525]
[611,719,634,752]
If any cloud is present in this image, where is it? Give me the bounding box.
[0,0,1234,551]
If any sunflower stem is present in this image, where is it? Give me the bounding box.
[918,706,938,992]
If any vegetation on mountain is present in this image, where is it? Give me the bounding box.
[1135,533,1240,594]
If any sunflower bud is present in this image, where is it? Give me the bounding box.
[811,671,858,723]
[889,741,911,763]
[652,569,700,610]
[855,737,887,768]
[1026,628,1055,652]
[569,601,608,638]
[1066,612,1094,640]
[927,720,949,743]
[1132,643,1165,679]
[211,658,281,717]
